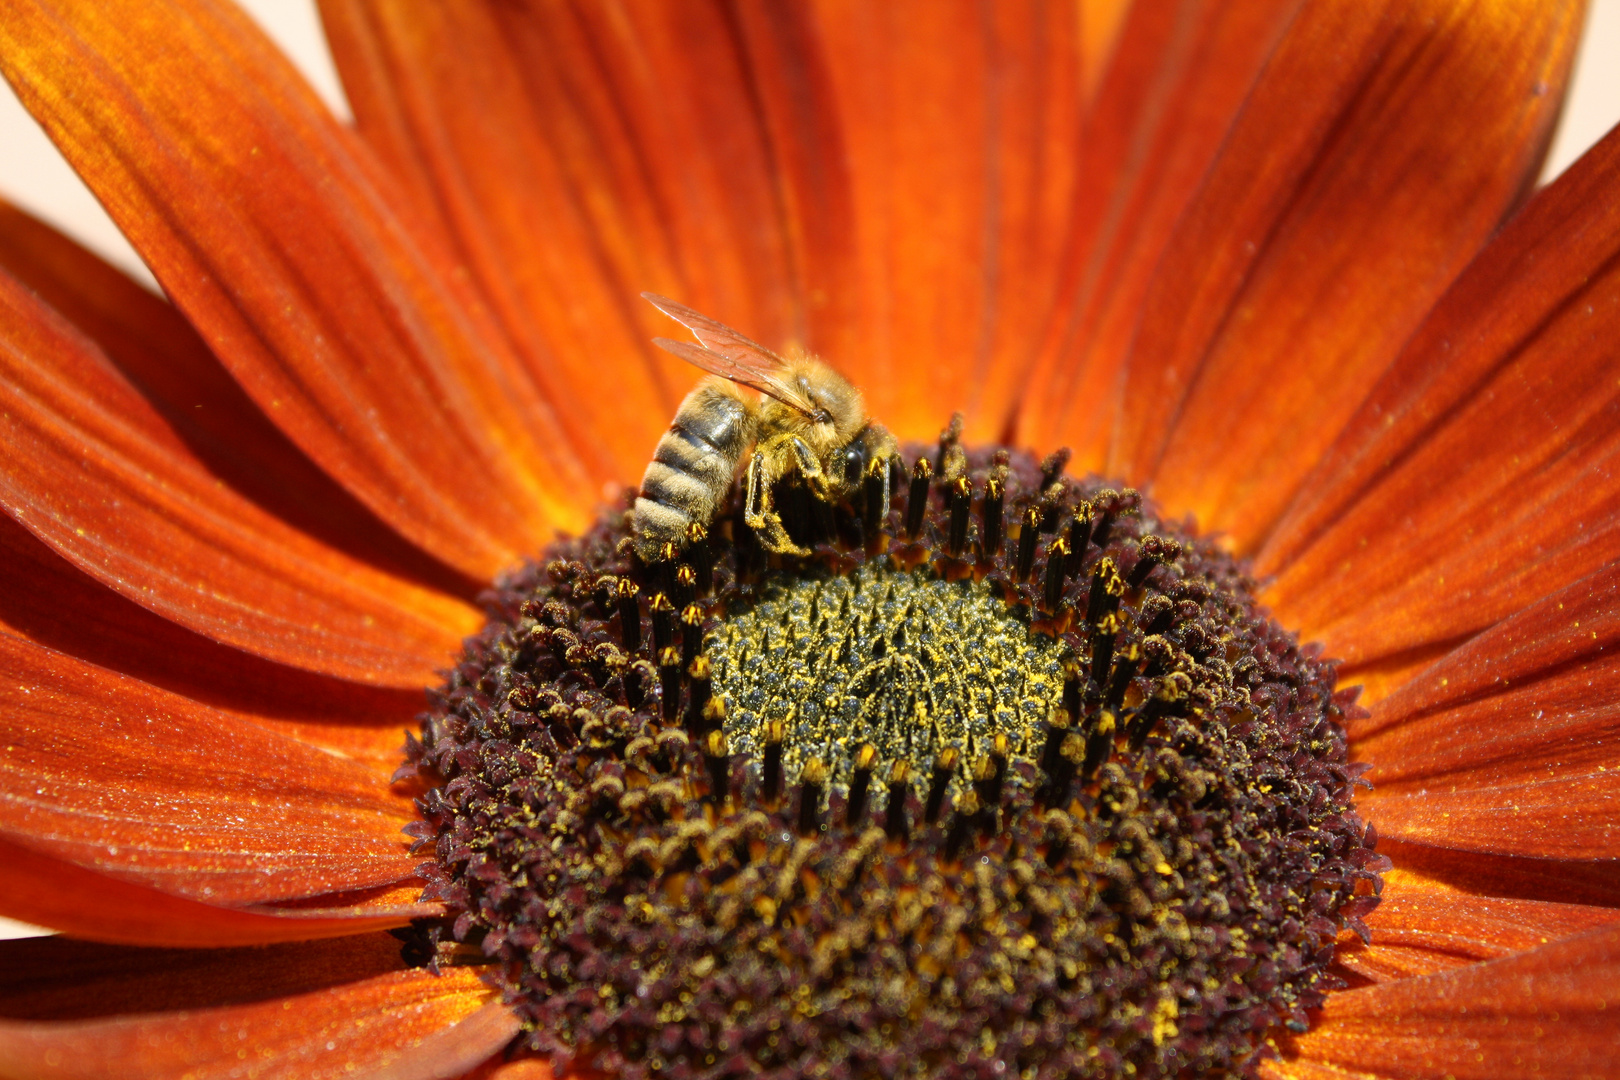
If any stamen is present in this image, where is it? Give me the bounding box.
[615,577,641,653]
[1086,557,1124,624]
[1128,674,1189,750]
[976,733,1010,814]
[680,603,704,669]
[685,655,713,733]
[1039,446,1071,489]
[944,790,981,859]
[1042,536,1071,613]
[1013,506,1040,583]
[1066,501,1093,573]
[924,746,958,824]
[671,563,698,610]
[1039,709,1070,777]
[1081,708,1117,780]
[797,757,828,834]
[761,718,785,803]
[650,592,676,656]
[945,476,972,558]
[704,728,731,802]
[863,459,889,537]
[883,761,911,839]
[658,646,681,722]
[1105,642,1140,710]
[1090,611,1120,694]
[624,658,652,709]
[1041,732,1085,810]
[1127,533,1182,588]
[846,743,878,826]
[905,457,931,539]
[685,522,713,595]
[980,472,1005,560]
[934,412,964,476]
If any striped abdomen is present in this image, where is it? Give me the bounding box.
[634,380,757,562]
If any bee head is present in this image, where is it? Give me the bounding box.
[793,361,865,442]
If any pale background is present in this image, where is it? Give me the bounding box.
[0,1,1616,938]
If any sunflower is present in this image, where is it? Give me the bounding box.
[0,0,1616,1077]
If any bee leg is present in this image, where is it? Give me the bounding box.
[791,437,833,502]
[744,445,810,556]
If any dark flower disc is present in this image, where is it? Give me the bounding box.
[402,438,1383,1080]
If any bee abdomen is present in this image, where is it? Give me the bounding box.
[634,382,754,562]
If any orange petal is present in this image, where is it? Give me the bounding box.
[1259,126,1620,672]
[0,633,423,907]
[1078,0,1132,103]
[1348,565,1620,861]
[1021,0,1303,470]
[471,1062,556,1080]
[0,0,589,578]
[1273,924,1620,1079]
[0,264,479,687]
[1374,835,1620,910]
[320,0,690,484]
[1358,774,1617,861]
[0,512,423,769]
[1256,1061,1372,1080]
[321,0,835,452]
[0,836,439,947]
[1350,561,1620,780]
[324,0,1085,446]
[0,199,478,600]
[1335,867,1620,984]
[1109,0,1581,550]
[802,0,1085,440]
[0,934,511,1080]
[0,931,418,1020]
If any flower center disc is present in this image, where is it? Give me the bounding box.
[715,564,1068,796]
[406,442,1381,1080]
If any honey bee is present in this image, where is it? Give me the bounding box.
[634,292,899,562]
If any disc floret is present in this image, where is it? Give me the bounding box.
[404,436,1383,1080]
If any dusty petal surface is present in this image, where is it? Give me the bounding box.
[0,0,591,578]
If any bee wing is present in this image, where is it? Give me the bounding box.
[643,292,817,415]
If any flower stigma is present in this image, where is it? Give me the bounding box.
[402,433,1383,1080]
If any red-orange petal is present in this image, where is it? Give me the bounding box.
[1021,0,1303,470]
[1373,835,1620,910]
[801,0,1085,440]
[0,263,478,687]
[1078,0,1132,103]
[319,0,689,484]
[0,0,590,578]
[1351,561,1620,774]
[324,0,1086,447]
[1109,0,1580,551]
[1358,774,1617,862]
[0,199,477,600]
[0,930,418,1019]
[1259,125,1620,672]
[1271,924,1620,1079]
[1335,868,1620,984]
[0,836,439,947]
[0,511,424,769]
[471,1062,556,1080]
[0,633,423,908]
[0,934,510,1080]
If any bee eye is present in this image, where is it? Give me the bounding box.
[843,444,866,484]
